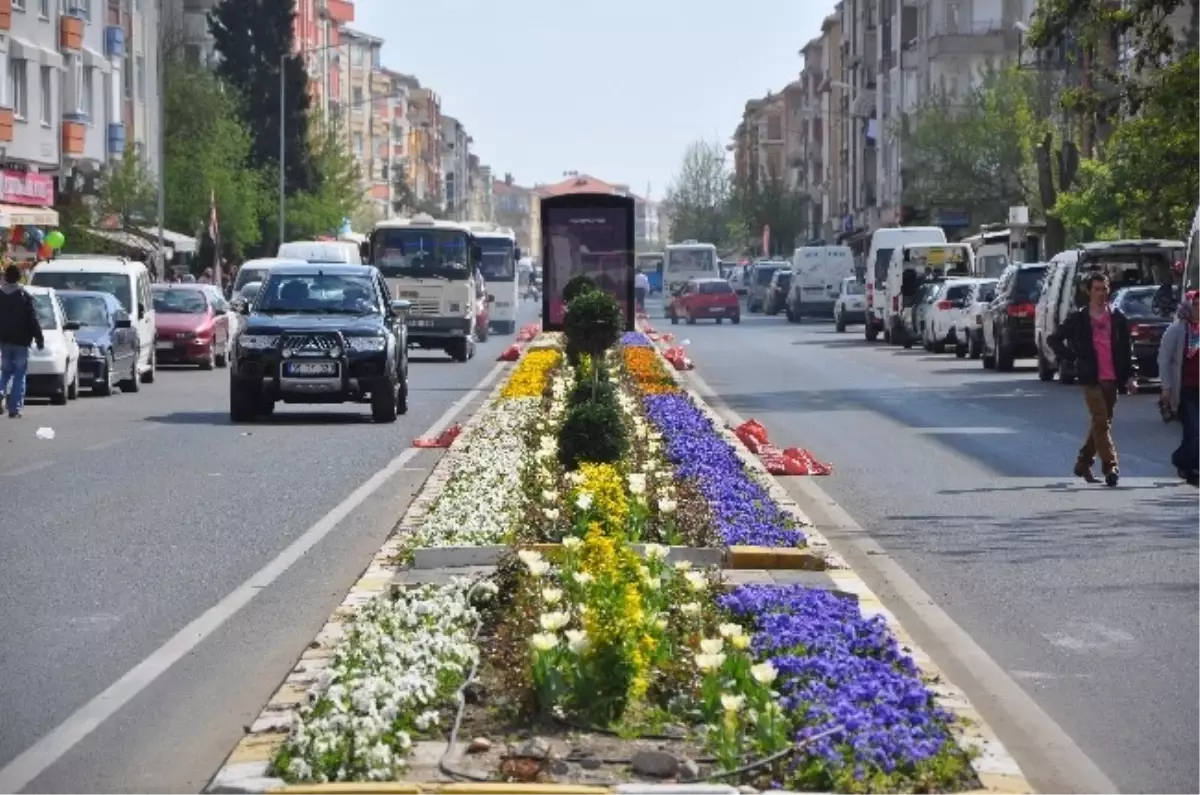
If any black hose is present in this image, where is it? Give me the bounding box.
[702,724,844,783]
[437,579,494,782]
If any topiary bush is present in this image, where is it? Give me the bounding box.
[557,398,628,471]
[564,289,622,398]
[568,374,616,408]
[562,274,598,305]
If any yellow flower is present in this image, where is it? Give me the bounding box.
[730,633,751,650]
[575,462,629,531]
[501,348,562,398]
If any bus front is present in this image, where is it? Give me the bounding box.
[371,216,479,362]
[477,231,520,335]
[663,243,718,301]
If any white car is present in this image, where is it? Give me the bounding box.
[25,286,80,405]
[923,278,980,353]
[953,278,998,358]
[833,277,867,331]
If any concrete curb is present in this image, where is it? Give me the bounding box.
[667,357,1037,795]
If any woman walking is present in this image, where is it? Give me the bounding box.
[1158,289,1199,485]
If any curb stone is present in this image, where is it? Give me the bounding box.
[204,369,513,794]
[665,353,1036,795]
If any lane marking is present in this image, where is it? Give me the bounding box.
[914,426,1017,435]
[1,460,55,477]
[683,366,1119,795]
[83,438,125,452]
[0,360,508,793]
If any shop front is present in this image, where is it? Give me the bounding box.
[0,170,65,277]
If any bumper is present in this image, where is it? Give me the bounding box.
[1132,343,1161,380]
[233,350,392,403]
[25,373,65,395]
[1001,325,1037,356]
[26,355,67,377]
[405,316,472,344]
[156,338,214,364]
[694,305,740,319]
[77,356,106,385]
[867,309,886,329]
[796,298,836,317]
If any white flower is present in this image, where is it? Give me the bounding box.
[544,508,560,521]
[565,629,590,654]
[694,652,725,671]
[539,611,570,632]
[680,602,701,616]
[643,543,669,561]
[627,473,647,495]
[530,632,559,651]
[684,571,707,592]
[653,616,668,631]
[575,491,594,511]
[542,489,558,503]
[673,559,692,571]
[699,637,724,654]
[717,622,744,639]
[517,550,551,578]
[571,570,593,586]
[750,662,778,685]
[561,536,582,550]
[720,694,746,713]
[541,587,563,605]
[658,498,678,515]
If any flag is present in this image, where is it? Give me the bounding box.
[208,190,222,289]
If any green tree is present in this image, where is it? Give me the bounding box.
[285,115,364,238]
[730,174,810,258]
[163,53,266,257]
[390,167,442,217]
[663,140,733,245]
[96,144,157,232]
[208,0,312,212]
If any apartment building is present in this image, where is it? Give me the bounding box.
[337,27,379,178]
[493,173,532,251]
[439,113,468,219]
[818,8,846,243]
[796,37,824,235]
[466,155,493,223]
[406,86,441,205]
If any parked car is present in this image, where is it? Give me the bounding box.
[924,278,979,353]
[23,286,80,405]
[231,281,263,313]
[764,270,792,316]
[832,277,867,332]
[981,262,1048,371]
[668,278,741,324]
[954,279,997,359]
[152,284,232,369]
[474,270,491,343]
[58,290,141,396]
[1111,285,1173,387]
[900,282,940,349]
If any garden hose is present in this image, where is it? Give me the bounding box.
[700,725,844,783]
[438,579,495,783]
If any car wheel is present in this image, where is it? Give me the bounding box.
[51,373,68,405]
[785,307,795,323]
[67,366,79,400]
[449,338,470,362]
[121,348,141,392]
[230,379,259,422]
[866,322,878,342]
[141,347,156,383]
[200,343,216,371]
[969,331,982,359]
[371,377,399,423]
[397,369,409,416]
[215,340,229,368]
[669,312,678,325]
[716,317,723,324]
[996,340,1015,371]
[954,342,967,359]
[932,338,946,354]
[258,395,276,416]
[94,354,115,396]
[732,314,741,324]
[1036,348,1055,381]
[686,311,696,325]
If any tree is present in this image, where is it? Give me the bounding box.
[730,174,811,257]
[209,0,312,206]
[390,167,442,217]
[162,53,266,257]
[285,115,364,238]
[96,144,157,232]
[663,140,733,245]
[900,66,1043,228]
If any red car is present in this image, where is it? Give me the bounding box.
[668,278,741,325]
[474,270,491,342]
[152,284,231,369]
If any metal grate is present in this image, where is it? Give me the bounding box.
[281,333,340,351]
[408,298,440,315]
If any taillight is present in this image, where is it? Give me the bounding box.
[1130,323,1145,338]
[936,300,953,310]
[892,296,899,312]
[1006,303,1035,318]
[1130,324,1161,339]
[867,284,875,306]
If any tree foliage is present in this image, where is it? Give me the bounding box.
[286,114,365,238]
[97,144,157,231]
[663,140,733,245]
[731,176,811,257]
[391,167,442,217]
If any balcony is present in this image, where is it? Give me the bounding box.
[926,20,1013,59]
[60,15,84,50]
[62,121,86,157]
[0,0,11,31]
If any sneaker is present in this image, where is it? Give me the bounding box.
[1104,468,1120,487]
[8,412,20,419]
[1073,462,1100,484]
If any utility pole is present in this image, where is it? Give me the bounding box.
[279,52,286,247]
[156,0,165,279]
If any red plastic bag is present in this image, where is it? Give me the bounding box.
[663,346,694,371]
[414,423,463,448]
[762,452,813,475]
[497,344,521,361]
[782,447,833,476]
[734,420,770,446]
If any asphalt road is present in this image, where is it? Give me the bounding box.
[0,306,537,794]
[657,302,1198,794]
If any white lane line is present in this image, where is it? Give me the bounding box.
[83,438,125,452]
[683,367,1119,795]
[0,360,508,794]
[914,426,1017,435]
[1,460,55,477]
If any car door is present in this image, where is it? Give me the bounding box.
[111,306,135,369]
[985,267,1015,352]
[135,270,155,370]
[54,293,79,379]
[378,274,405,374]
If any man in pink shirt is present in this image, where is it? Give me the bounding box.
[1048,272,1136,486]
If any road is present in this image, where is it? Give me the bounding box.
[0,306,535,794]
[659,304,1198,794]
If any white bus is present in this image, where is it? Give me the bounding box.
[662,241,720,306]
[468,222,522,335]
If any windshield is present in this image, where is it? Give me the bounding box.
[945,284,972,301]
[236,268,271,290]
[667,248,717,274]
[755,266,781,285]
[873,248,893,287]
[61,294,110,326]
[1014,267,1047,302]
[373,228,473,281]
[278,242,352,263]
[979,254,1009,278]
[975,281,998,302]
[698,281,733,295]
[154,289,208,314]
[1117,287,1173,318]
[31,272,132,312]
[257,273,381,314]
[31,293,58,329]
[637,255,663,274]
[843,281,865,295]
[478,237,516,281]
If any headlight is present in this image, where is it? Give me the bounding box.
[239,334,279,350]
[345,336,387,352]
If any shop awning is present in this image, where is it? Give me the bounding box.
[0,204,60,227]
[137,227,198,254]
[87,228,159,253]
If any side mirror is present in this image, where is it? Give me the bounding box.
[64,321,80,331]
[214,307,228,316]
[138,303,148,318]
[115,317,132,329]
[359,240,370,262]
[514,247,523,261]
[487,293,496,303]
[390,299,411,316]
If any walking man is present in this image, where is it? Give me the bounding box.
[635,269,650,313]
[0,264,45,419]
[1048,272,1135,486]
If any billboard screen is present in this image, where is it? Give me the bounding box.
[540,194,635,331]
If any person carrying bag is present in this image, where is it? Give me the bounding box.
[1158,289,1199,485]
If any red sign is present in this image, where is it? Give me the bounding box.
[1,170,55,207]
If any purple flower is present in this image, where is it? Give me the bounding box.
[621,331,654,347]
[720,585,958,781]
[643,393,804,547]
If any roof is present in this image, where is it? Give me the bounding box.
[1081,239,1184,251]
[34,257,147,273]
[536,174,620,198]
[264,263,377,277]
[55,289,120,302]
[242,258,305,269]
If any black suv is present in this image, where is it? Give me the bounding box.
[229,263,410,423]
[980,262,1048,371]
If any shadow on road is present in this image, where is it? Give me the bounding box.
[144,410,373,426]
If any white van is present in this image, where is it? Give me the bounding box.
[883,243,975,346]
[864,226,947,342]
[276,240,361,264]
[31,257,157,383]
[787,245,854,321]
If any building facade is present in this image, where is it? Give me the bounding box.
[439,114,468,220]
[406,86,441,206]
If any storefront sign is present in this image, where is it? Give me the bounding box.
[1,170,55,207]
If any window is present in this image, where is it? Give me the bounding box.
[40,66,52,125]
[39,0,49,16]
[351,46,364,66]
[352,86,363,105]
[136,55,144,101]
[12,0,24,10]
[354,134,364,156]
[9,61,27,119]
[82,66,93,120]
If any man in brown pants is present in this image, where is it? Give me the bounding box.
[1048,272,1135,486]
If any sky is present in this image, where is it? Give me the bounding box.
[354,0,839,200]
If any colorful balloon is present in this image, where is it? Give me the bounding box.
[36,243,52,260]
[9,226,23,243]
[46,230,65,250]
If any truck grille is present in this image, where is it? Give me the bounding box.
[282,333,341,351]
[408,299,440,316]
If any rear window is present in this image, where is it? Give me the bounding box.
[236,268,270,290]
[843,281,865,295]
[775,273,792,288]
[698,281,733,295]
[755,267,779,285]
[873,248,893,287]
[945,285,972,301]
[1013,268,1047,301]
[976,282,997,302]
[31,271,133,312]
[1118,288,1172,318]
[32,293,58,329]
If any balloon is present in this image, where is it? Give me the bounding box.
[9,226,23,243]
[46,230,65,250]
[36,243,52,260]
[23,231,35,249]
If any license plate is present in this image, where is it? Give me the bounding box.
[708,307,724,313]
[285,362,337,376]
[156,341,173,350]
[408,319,433,328]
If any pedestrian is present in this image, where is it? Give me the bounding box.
[0,264,45,419]
[1048,272,1135,486]
[1157,289,1200,485]
[635,269,650,312]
